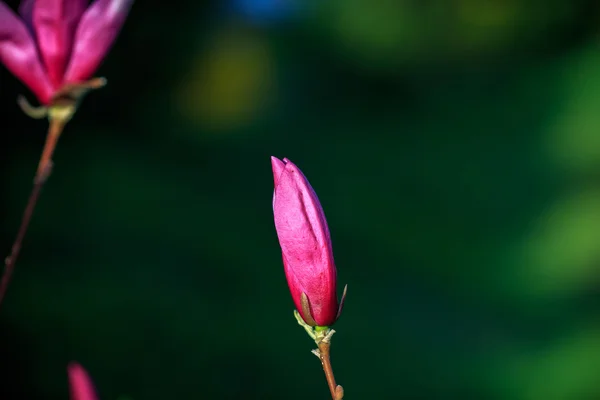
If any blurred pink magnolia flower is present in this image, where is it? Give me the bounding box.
[68,362,98,400]
[0,0,133,105]
[271,157,347,327]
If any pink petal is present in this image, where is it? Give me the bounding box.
[18,0,34,28]
[271,156,286,188]
[31,0,88,88]
[68,362,99,400]
[273,160,333,266]
[63,0,133,83]
[0,3,53,104]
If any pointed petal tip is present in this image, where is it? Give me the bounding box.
[68,362,98,400]
[271,157,293,167]
[67,361,81,370]
[67,361,88,381]
[271,156,290,166]
[282,158,300,172]
[271,156,286,187]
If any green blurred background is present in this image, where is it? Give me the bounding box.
[1,0,600,399]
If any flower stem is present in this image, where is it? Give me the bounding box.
[317,338,344,400]
[0,118,65,308]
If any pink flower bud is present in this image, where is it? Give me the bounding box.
[67,362,99,400]
[271,157,346,327]
[0,0,133,105]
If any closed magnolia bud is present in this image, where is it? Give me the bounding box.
[271,157,346,327]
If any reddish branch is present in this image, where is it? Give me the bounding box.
[0,118,65,307]
[318,340,344,400]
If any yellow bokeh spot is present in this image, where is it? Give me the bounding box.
[176,25,276,132]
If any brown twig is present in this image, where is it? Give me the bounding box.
[317,339,344,400]
[0,118,65,307]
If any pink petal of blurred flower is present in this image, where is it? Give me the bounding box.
[18,0,34,27]
[63,0,134,83]
[68,362,99,400]
[30,0,88,87]
[0,2,53,104]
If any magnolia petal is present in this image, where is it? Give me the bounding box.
[0,3,53,104]
[273,160,332,266]
[282,254,306,319]
[18,0,34,28]
[31,0,88,87]
[67,362,99,400]
[271,156,286,210]
[270,156,285,187]
[63,0,134,83]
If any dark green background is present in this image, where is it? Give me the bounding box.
[1,1,600,399]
